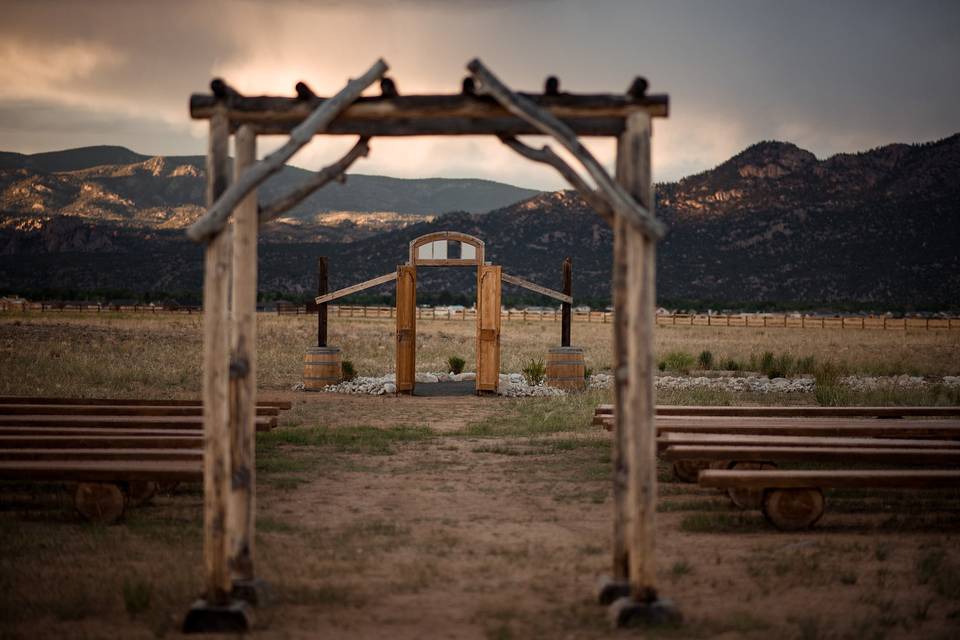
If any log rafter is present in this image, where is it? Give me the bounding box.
[187,59,388,243]
[469,59,666,241]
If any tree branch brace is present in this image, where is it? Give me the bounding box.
[187,59,388,243]
[469,59,666,241]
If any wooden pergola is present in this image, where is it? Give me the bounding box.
[183,58,675,632]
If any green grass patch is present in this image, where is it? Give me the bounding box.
[258,424,435,455]
[679,512,768,533]
[456,391,605,438]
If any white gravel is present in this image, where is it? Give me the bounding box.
[300,371,960,396]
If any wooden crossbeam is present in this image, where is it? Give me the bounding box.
[501,272,572,304]
[187,59,388,243]
[189,92,669,137]
[315,272,397,304]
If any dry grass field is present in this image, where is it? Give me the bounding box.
[1,311,960,639]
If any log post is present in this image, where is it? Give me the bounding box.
[318,257,328,347]
[624,112,657,600]
[202,109,233,604]
[228,125,260,600]
[608,111,679,626]
[561,257,572,347]
[183,108,252,634]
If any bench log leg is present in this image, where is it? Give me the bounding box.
[761,488,825,530]
[671,459,711,483]
[726,462,776,510]
[125,481,158,507]
[74,482,126,523]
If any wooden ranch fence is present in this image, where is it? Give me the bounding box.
[276,305,960,330]
[4,301,958,330]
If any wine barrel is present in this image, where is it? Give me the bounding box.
[546,346,586,391]
[303,346,342,391]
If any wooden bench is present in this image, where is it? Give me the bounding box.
[0,459,203,523]
[664,443,960,508]
[0,414,277,431]
[0,396,293,409]
[654,418,960,440]
[593,405,960,428]
[0,434,203,449]
[698,469,960,530]
[0,404,279,417]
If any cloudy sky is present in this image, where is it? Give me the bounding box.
[2,0,958,189]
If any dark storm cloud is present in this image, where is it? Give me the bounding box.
[1,0,958,187]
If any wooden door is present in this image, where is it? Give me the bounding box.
[476,265,501,393]
[396,265,416,393]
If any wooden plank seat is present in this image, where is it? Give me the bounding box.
[0,396,293,410]
[594,404,960,419]
[657,431,960,452]
[0,448,203,461]
[0,404,280,417]
[698,469,960,530]
[0,427,205,438]
[657,433,960,482]
[654,418,960,440]
[0,414,277,431]
[663,445,960,466]
[0,434,203,449]
[0,459,203,523]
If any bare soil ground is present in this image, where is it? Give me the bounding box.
[1,313,959,639]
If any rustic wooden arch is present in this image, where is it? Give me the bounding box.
[313,229,568,395]
[183,58,672,631]
[409,230,485,266]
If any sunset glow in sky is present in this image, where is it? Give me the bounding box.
[2,0,958,189]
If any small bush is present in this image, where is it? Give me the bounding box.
[663,351,695,375]
[122,578,151,617]
[522,358,546,386]
[658,361,666,372]
[341,360,356,381]
[721,358,742,371]
[796,355,816,374]
[759,351,776,375]
[584,367,593,379]
[697,350,714,370]
[447,355,466,375]
[814,361,849,406]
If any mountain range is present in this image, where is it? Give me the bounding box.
[1,135,958,309]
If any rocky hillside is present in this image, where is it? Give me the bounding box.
[0,145,540,243]
[1,136,958,309]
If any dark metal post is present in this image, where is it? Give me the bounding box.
[318,257,328,347]
[561,257,572,347]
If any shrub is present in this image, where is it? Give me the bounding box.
[796,355,817,374]
[522,358,546,386]
[447,355,466,375]
[584,367,593,379]
[759,351,776,375]
[663,351,695,375]
[721,358,742,371]
[341,359,356,382]
[658,361,666,372]
[697,350,714,370]
[814,361,849,406]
